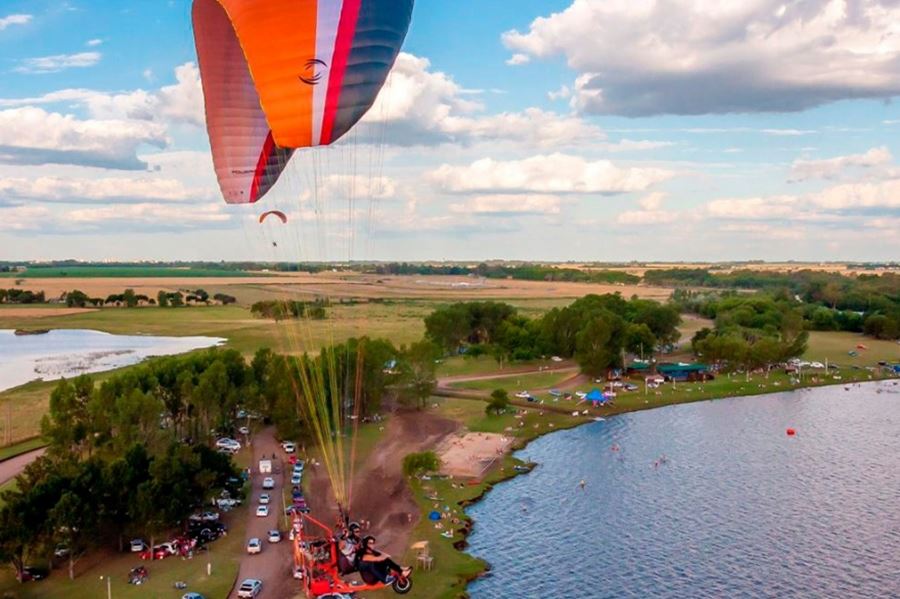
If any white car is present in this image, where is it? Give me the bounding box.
[246,538,262,555]
[514,391,530,399]
[238,426,250,435]
[282,441,296,453]
[267,530,281,543]
[262,477,275,490]
[237,579,262,598]
[256,505,269,517]
[292,565,304,580]
[215,438,241,451]
[291,473,302,486]
[130,539,147,553]
[258,493,271,505]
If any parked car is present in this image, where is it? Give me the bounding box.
[53,543,70,558]
[623,383,639,392]
[238,426,250,435]
[140,545,171,561]
[182,593,205,599]
[282,441,296,453]
[262,477,275,490]
[216,497,241,510]
[292,565,304,580]
[17,566,49,582]
[514,391,530,399]
[256,505,269,517]
[246,538,262,555]
[258,493,271,505]
[267,530,281,543]
[237,578,263,598]
[130,539,147,553]
[215,437,241,451]
[189,511,220,523]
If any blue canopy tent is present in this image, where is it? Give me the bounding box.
[586,388,609,406]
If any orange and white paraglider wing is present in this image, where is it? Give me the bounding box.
[193,0,415,204]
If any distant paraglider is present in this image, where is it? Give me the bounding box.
[258,210,288,225]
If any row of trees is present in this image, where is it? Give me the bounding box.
[0,289,44,304]
[62,289,237,309]
[675,286,899,341]
[368,262,640,284]
[424,295,683,376]
[250,299,328,321]
[663,270,899,340]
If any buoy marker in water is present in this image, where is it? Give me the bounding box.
[786,428,796,436]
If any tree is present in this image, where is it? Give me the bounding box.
[575,313,625,377]
[157,290,169,308]
[123,288,138,308]
[485,389,510,416]
[624,323,657,360]
[863,314,899,340]
[396,340,439,409]
[402,451,440,477]
[65,290,89,308]
[424,304,470,351]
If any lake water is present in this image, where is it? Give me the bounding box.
[0,329,225,392]
[466,381,900,599]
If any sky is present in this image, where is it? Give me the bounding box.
[0,0,899,263]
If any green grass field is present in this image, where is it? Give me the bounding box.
[0,266,255,278]
[448,369,574,392]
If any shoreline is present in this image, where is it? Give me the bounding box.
[449,375,897,597]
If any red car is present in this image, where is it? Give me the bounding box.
[140,545,172,560]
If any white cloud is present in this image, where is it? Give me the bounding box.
[616,210,678,225]
[505,53,531,66]
[66,202,231,226]
[638,192,665,211]
[361,53,603,148]
[0,62,204,127]
[616,192,678,225]
[706,196,797,220]
[15,51,101,74]
[449,194,561,216]
[86,38,102,47]
[504,0,900,116]
[789,147,892,182]
[0,205,50,231]
[0,176,212,203]
[0,14,31,30]
[548,85,571,101]
[0,201,232,234]
[429,153,673,195]
[0,107,167,170]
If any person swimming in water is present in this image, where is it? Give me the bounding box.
[579,479,586,490]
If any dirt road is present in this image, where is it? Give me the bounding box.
[229,427,295,599]
[0,447,46,485]
[305,410,459,559]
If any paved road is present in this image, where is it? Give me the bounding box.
[0,447,46,486]
[229,427,295,599]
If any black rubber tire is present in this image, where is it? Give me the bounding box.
[393,577,413,594]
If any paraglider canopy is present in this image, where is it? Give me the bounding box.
[259,210,288,224]
[192,0,415,204]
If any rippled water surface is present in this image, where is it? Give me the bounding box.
[0,329,225,392]
[467,382,900,598]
